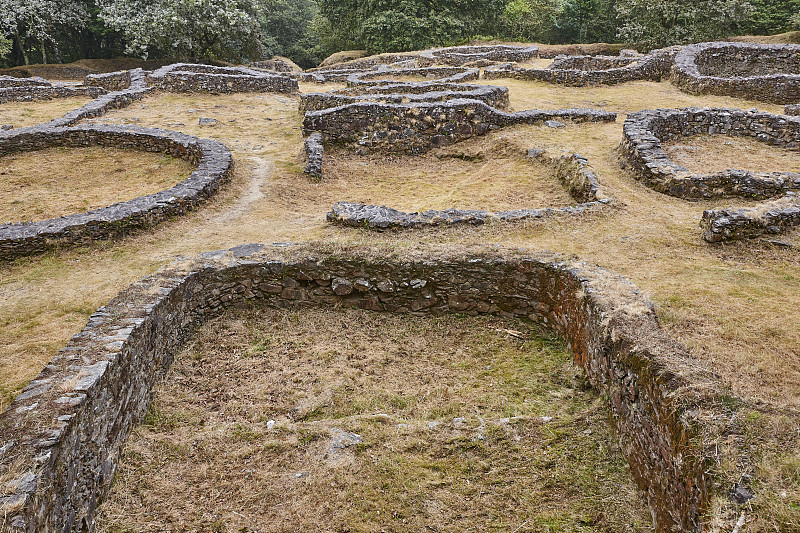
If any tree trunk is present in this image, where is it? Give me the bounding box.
[41,40,47,65]
[15,29,29,65]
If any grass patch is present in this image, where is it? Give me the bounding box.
[664,135,799,175]
[0,96,92,128]
[0,146,194,222]
[94,307,651,532]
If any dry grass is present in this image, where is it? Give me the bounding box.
[95,307,651,533]
[320,136,575,212]
[728,32,800,45]
[0,96,92,128]
[0,146,193,222]
[664,135,800,175]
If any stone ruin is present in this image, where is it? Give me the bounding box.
[673,42,800,104]
[0,245,730,533]
[327,151,612,228]
[0,41,799,533]
[621,107,800,241]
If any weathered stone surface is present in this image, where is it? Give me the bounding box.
[484,48,676,86]
[327,152,612,229]
[418,45,539,66]
[701,193,800,242]
[621,107,800,200]
[303,133,323,178]
[146,63,298,94]
[304,98,615,154]
[0,124,233,260]
[673,42,800,104]
[0,245,736,532]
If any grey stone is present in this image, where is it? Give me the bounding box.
[198,117,218,126]
[545,120,565,128]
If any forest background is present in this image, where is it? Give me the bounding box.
[0,0,798,70]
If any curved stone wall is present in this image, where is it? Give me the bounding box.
[327,152,612,228]
[673,42,800,104]
[299,83,509,113]
[147,63,298,94]
[419,45,539,66]
[0,75,51,88]
[484,49,674,86]
[621,107,800,241]
[0,124,233,260]
[0,245,731,532]
[304,99,615,153]
[345,66,480,86]
[621,107,800,200]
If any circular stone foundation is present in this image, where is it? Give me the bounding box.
[673,42,800,104]
[0,124,233,260]
[146,63,298,94]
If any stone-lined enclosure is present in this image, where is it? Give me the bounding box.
[327,151,612,228]
[0,124,233,260]
[673,42,800,104]
[621,107,800,241]
[0,246,733,532]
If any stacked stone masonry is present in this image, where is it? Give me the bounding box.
[304,98,616,153]
[701,193,800,242]
[0,124,233,260]
[147,63,298,94]
[483,49,675,86]
[673,42,800,104]
[621,107,800,241]
[0,246,733,532]
[418,45,539,66]
[327,152,612,228]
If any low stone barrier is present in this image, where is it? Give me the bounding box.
[328,152,612,228]
[147,63,298,94]
[84,70,133,92]
[621,107,800,200]
[0,85,105,105]
[304,132,323,178]
[786,104,800,116]
[346,66,480,86]
[484,50,674,86]
[419,45,539,66]
[701,193,800,242]
[249,58,295,73]
[299,83,509,113]
[673,42,800,104]
[0,124,233,260]
[0,244,737,532]
[0,75,51,88]
[304,98,616,153]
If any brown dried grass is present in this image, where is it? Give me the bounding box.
[664,135,800,175]
[0,96,92,128]
[95,307,651,533]
[0,146,193,222]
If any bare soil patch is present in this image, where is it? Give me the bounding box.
[0,146,194,222]
[0,96,92,128]
[95,307,651,533]
[664,135,800,175]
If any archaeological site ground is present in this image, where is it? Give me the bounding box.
[0,40,799,533]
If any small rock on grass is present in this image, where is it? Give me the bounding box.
[545,120,565,128]
[1,124,13,131]
[198,117,218,126]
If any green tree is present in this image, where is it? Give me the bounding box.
[616,0,752,49]
[502,0,559,42]
[98,0,265,61]
[744,0,800,35]
[261,0,320,68]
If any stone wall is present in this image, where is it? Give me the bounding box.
[621,107,800,200]
[786,104,800,116]
[0,245,733,532]
[484,50,674,86]
[304,132,323,179]
[418,45,539,66]
[0,75,50,88]
[147,63,298,94]
[0,124,233,260]
[84,70,133,92]
[672,42,800,104]
[0,86,105,105]
[327,151,612,228]
[299,84,509,114]
[304,98,615,153]
[346,66,480,86]
[249,58,294,73]
[701,193,800,242]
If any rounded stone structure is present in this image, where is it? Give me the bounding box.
[0,244,737,532]
[672,42,800,104]
[146,63,298,94]
[621,107,800,241]
[0,124,233,260]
